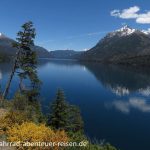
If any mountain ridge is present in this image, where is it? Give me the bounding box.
[81,26,150,65]
[0,33,51,60]
[49,50,83,59]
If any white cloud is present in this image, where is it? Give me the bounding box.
[121,6,140,19]
[111,6,139,19]
[111,6,150,24]
[111,10,120,17]
[136,12,150,24]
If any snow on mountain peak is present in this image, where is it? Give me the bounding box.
[109,25,150,38]
[107,25,136,38]
[142,28,150,35]
[0,33,6,38]
[116,25,136,36]
[0,33,8,39]
[117,25,135,35]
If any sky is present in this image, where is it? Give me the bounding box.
[0,0,150,51]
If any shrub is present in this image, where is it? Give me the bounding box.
[7,122,69,150]
[11,92,44,123]
[11,92,28,111]
[0,111,29,132]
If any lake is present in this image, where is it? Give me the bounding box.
[1,59,150,150]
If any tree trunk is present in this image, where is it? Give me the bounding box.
[2,61,17,99]
[2,48,21,99]
[19,76,25,93]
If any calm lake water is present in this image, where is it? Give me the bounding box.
[1,59,150,150]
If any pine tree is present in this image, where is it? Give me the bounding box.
[68,105,84,132]
[47,89,84,132]
[48,89,69,130]
[3,21,40,100]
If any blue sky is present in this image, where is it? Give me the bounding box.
[0,0,150,51]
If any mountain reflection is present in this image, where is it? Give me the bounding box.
[37,58,79,67]
[138,87,150,96]
[0,59,81,80]
[2,59,150,97]
[84,63,150,96]
[0,63,13,80]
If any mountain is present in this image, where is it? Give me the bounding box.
[0,33,50,61]
[82,25,150,65]
[49,50,83,59]
[32,46,51,58]
[0,33,16,56]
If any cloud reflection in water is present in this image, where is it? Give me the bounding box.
[106,98,150,114]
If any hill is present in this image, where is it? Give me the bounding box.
[0,33,50,61]
[49,50,83,59]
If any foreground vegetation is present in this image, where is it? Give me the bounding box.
[0,91,118,150]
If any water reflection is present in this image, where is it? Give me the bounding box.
[0,59,150,150]
[3,58,150,96]
[138,87,150,96]
[0,71,2,80]
[106,98,150,114]
[84,63,150,96]
[108,86,130,96]
[2,60,150,98]
[0,63,13,75]
[38,58,79,67]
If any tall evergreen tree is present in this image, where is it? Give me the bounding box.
[48,89,69,130]
[68,105,84,132]
[3,21,40,100]
[47,89,84,132]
